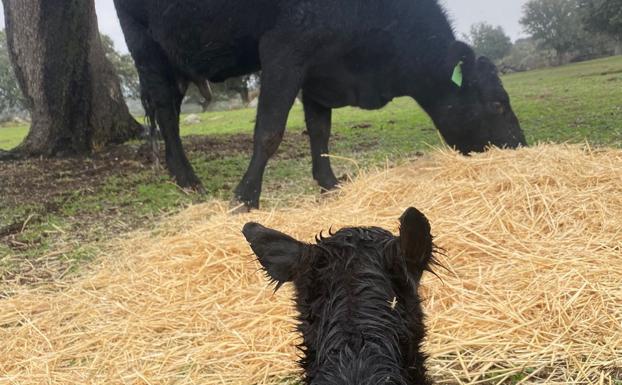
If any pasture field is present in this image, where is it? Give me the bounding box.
[0,55,621,283]
[0,122,28,150]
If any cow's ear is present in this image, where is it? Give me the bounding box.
[399,207,434,276]
[242,222,305,289]
[446,41,476,87]
[475,56,501,82]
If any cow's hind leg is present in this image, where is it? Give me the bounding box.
[302,95,339,191]
[118,9,202,191]
[233,48,304,210]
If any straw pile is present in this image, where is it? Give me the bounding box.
[1,144,621,384]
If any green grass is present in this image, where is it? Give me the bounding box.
[0,123,28,150]
[1,55,622,281]
[3,56,621,151]
[504,56,622,147]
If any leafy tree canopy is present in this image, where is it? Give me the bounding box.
[579,0,622,40]
[0,30,26,113]
[468,22,513,61]
[101,34,140,100]
[520,0,587,56]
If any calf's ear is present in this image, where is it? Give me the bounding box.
[399,207,434,276]
[242,222,305,289]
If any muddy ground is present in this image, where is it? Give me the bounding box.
[0,129,380,289]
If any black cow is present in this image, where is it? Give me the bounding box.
[114,0,527,210]
[242,207,437,384]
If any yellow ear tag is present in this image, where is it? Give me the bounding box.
[452,61,464,87]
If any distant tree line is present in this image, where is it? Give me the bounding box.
[466,0,622,73]
[0,30,25,116]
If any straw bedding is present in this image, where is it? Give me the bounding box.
[1,144,621,384]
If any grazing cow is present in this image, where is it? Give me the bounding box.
[242,207,437,384]
[114,0,527,209]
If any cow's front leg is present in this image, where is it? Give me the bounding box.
[233,50,304,210]
[303,94,339,191]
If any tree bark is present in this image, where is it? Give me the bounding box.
[1,0,141,157]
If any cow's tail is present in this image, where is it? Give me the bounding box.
[142,92,160,169]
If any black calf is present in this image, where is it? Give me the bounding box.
[243,207,437,385]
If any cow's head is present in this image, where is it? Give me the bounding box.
[242,208,436,384]
[426,41,526,154]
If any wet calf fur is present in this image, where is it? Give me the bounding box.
[242,207,437,385]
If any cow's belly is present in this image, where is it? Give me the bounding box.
[304,66,397,110]
[302,34,402,110]
[155,34,262,82]
[146,0,271,81]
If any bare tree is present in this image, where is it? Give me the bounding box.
[0,0,141,158]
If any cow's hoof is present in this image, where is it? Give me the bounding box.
[180,181,206,195]
[320,185,340,195]
[316,173,346,194]
[175,173,205,194]
[193,184,207,195]
[229,199,254,215]
[318,177,345,194]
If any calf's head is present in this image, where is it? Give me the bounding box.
[242,208,436,385]
[425,42,526,154]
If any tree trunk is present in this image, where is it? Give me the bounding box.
[555,51,565,66]
[1,0,141,157]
